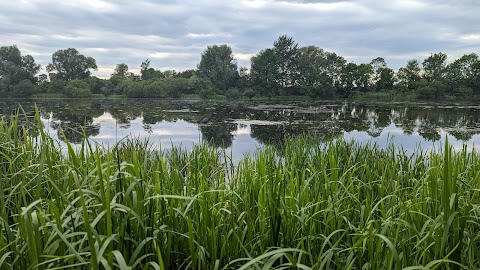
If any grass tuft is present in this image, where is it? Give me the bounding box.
[0,111,479,269]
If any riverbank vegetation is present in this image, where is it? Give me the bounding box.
[1,112,480,269]
[1,35,480,100]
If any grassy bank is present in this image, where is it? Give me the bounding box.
[1,112,480,269]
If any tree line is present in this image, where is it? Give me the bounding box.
[1,35,480,99]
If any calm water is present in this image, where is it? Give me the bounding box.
[2,99,480,162]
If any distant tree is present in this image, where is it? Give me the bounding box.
[340,63,357,97]
[370,57,394,91]
[163,70,177,78]
[273,35,300,93]
[376,67,395,91]
[162,77,189,98]
[250,48,280,97]
[187,75,214,96]
[422,52,447,82]
[356,63,374,92]
[297,46,338,97]
[46,48,97,81]
[324,52,347,95]
[175,69,198,78]
[86,76,106,94]
[397,59,422,92]
[340,63,373,96]
[140,59,163,80]
[198,44,239,93]
[0,45,41,93]
[113,63,129,78]
[445,53,480,95]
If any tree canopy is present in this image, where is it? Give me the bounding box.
[3,36,480,100]
[46,48,97,81]
[198,44,239,93]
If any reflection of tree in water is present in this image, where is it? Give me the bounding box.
[250,123,341,147]
[418,127,441,141]
[52,122,101,144]
[200,122,238,148]
[45,101,104,144]
[5,99,480,146]
[448,129,476,141]
[108,100,142,127]
[251,124,295,146]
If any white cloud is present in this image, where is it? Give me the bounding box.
[1,0,479,78]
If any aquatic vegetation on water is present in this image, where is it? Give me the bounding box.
[0,110,479,269]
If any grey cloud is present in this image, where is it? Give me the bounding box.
[1,0,479,78]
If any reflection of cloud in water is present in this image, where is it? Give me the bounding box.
[231,124,251,136]
[94,113,116,122]
[343,123,480,154]
[10,99,480,164]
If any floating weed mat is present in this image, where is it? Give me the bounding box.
[0,110,480,269]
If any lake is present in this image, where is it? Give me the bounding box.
[2,99,480,162]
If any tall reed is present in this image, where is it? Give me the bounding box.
[0,110,479,269]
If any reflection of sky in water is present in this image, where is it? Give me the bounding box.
[33,101,480,164]
[41,112,261,163]
[343,123,480,153]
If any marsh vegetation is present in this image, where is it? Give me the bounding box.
[1,110,480,269]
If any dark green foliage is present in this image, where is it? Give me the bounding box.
[10,79,36,97]
[64,80,92,98]
[2,40,480,100]
[46,48,97,81]
[0,45,41,96]
[225,87,240,100]
[124,80,145,98]
[162,77,189,98]
[140,59,163,80]
[143,80,167,98]
[198,44,239,93]
[251,48,280,97]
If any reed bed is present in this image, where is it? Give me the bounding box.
[0,110,480,269]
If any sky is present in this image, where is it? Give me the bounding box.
[1,0,479,78]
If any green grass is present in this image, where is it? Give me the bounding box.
[1,110,480,269]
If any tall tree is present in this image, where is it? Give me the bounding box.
[297,46,334,97]
[397,59,422,92]
[140,59,163,80]
[370,57,394,91]
[113,63,129,78]
[422,52,447,82]
[339,63,373,97]
[445,53,480,96]
[0,45,40,95]
[273,35,300,94]
[198,44,239,93]
[46,48,97,81]
[250,48,280,97]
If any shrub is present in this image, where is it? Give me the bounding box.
[11,79,36,97]
[64,80,92,98]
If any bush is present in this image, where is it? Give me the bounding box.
[243,88,256,99]
[163,77,189,98]
[11,79,36,97]
[64,80,92,98]
[124,81,145,98]
[199,88,214,99]
[225,87,241,100]
[143,81,167,98]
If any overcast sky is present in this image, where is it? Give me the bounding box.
[1,0,479,78]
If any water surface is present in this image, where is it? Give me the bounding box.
[2,99,480,162]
